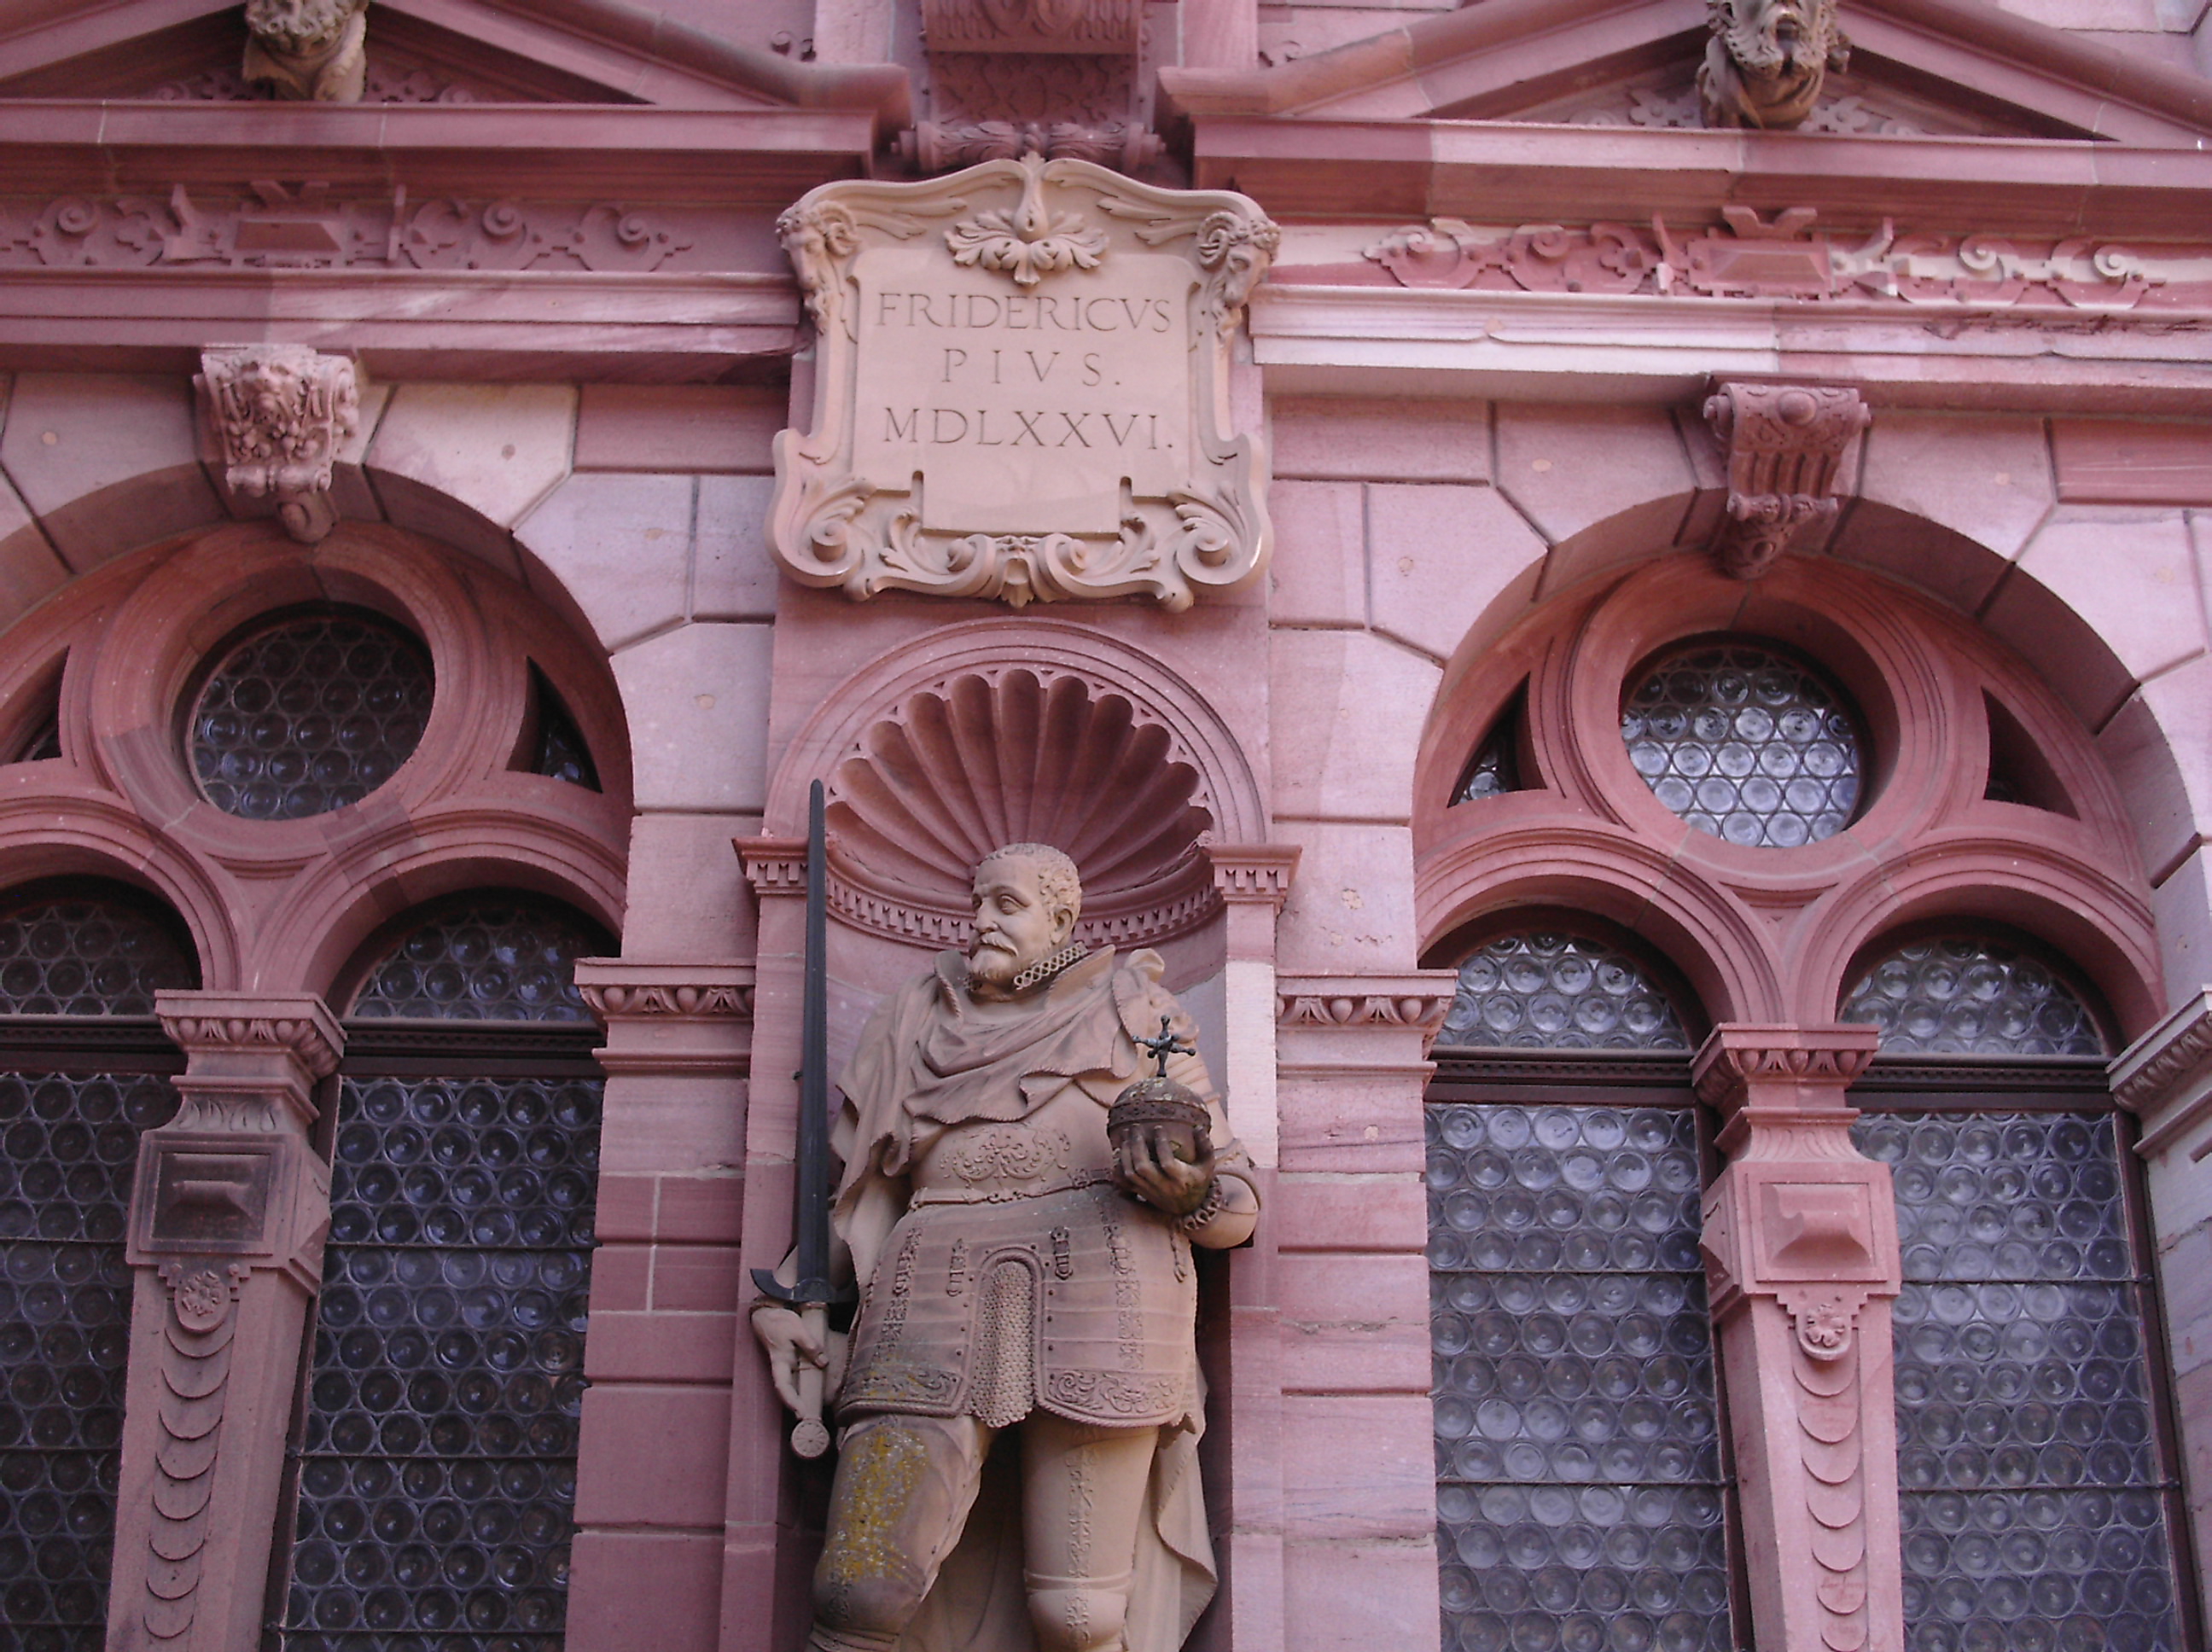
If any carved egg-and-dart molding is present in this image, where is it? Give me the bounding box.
[824,667,1221,951]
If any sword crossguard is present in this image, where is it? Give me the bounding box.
[1135,1015,1193,1079]
[751,1267,854,1308]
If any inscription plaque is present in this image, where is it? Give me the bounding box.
[771,155,1278,609]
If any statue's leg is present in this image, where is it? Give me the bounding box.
[1016,1416,1159,1652]
[812,1413,992,1652]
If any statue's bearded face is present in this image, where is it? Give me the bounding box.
[245,0,361,53]
[968,857,1071,989]
[1721,0,1826,76]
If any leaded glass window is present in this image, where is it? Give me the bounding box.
[0,889,195,1649]
[1429,1104,1733,1652]
[189,611,434,823]
[275,898,607,1652]
[1438,934,1689,1051]
[1454,691,1526,805]
[1840,936,2104,1056]
[1853,1109,2186,1652]
[1621,642,1861,848]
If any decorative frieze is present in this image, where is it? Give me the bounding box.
[920,0,1142,54]
[770,156,1277,610]
[197,345,361,544]
[1353,206,2195,311]
[1276,974,1458,1048]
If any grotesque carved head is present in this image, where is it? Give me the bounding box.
[244,0,365,55]
[968,844,1082,992]
[1698,0,1847,130]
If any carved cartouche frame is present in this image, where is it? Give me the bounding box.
[770,154,1279,611]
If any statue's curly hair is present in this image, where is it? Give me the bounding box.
[975,842,1083,923]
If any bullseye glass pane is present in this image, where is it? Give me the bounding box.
[1621,642,1861,848]
[189,613,434,822]
[350,902,598,1024]
[1439,934,1688,1051]
[276,1072,600,1652]
[1841,937,2105,1056]
[0,1073,177,1650]
[0,898,195,1016]
[1428,1104,1732,1652]
[1854,1110,2184,1652]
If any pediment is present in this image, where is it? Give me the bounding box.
[1166,0,2212,147]
[0,0,878,112]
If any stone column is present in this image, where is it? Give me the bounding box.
[726,836,812,1652]
[2110,991,2212,1587]
[1263,969,1458,1652]
[1692,1024,1902,1652]
[568,960,757,1652]
[108,994,343,1652]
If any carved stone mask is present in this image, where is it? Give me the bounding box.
[1716,0,1833,79]
[244,0,364,55]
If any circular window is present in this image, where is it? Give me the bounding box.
[189,612,434,821]
[1621,640,1861,848]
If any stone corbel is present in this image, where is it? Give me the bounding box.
[197,344,362,545]
[1702,381,1869,579]
[1693,1023,1903,1652]
[110,994,342,1652]
[573,959,757,1078]
[242,0,369,102]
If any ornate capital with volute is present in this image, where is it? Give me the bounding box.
[1702,381,1869,579]
[197,344,362,544]
[771,156,1277,611]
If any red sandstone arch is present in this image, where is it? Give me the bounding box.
[1413,535,2164,1038]
[0,516,632,997]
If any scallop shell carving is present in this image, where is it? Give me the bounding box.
[826,668,1220,950]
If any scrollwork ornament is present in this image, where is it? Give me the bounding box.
[769,158,1276,611]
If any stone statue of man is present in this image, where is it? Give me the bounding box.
[750,842,1260,1652]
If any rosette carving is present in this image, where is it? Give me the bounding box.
[771,156,1275,610]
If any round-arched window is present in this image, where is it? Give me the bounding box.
[1438,932,1689,1050]
[1621,640,1861,848]
[1840,934,2104,1056]
[189,611,434,822]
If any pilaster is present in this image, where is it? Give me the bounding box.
[1692,1023,1901,1652]
[108,993,343,1652]
[568,959,758,1652]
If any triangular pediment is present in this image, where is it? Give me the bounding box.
[1166,0,2212,146]
[0,0,894,113]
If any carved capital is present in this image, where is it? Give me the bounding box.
[1692,1021,1877,1112]
[242,0,369,102]
[573,962,757,1022]
[771,156,1277,612]
[197,344,361,543]
[2112,988,2212,1156]
[1277,972,1459,1051]
[1209,843,1301,910]
[1701,381,1868,578]
[156,992,345,1079]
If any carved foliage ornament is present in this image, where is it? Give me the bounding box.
[1698,0,1848,129]
[771,156,1278,611]
[197,345,361,545]
[920,0,1140,54]
[1702,381,1869,579]
[243,0,369,103]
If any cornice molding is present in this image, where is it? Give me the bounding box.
[1692,1022,1879,1109]
[2111,989,2212,1155]
[573,961,756,1022]
[1210,843,1301,909]
[1278,972,1458,1050]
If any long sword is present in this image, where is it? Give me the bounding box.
[752,779,850,1458]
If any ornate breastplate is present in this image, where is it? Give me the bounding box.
[911,1120,1106,1204]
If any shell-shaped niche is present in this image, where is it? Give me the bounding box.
[827,668,1220,950]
